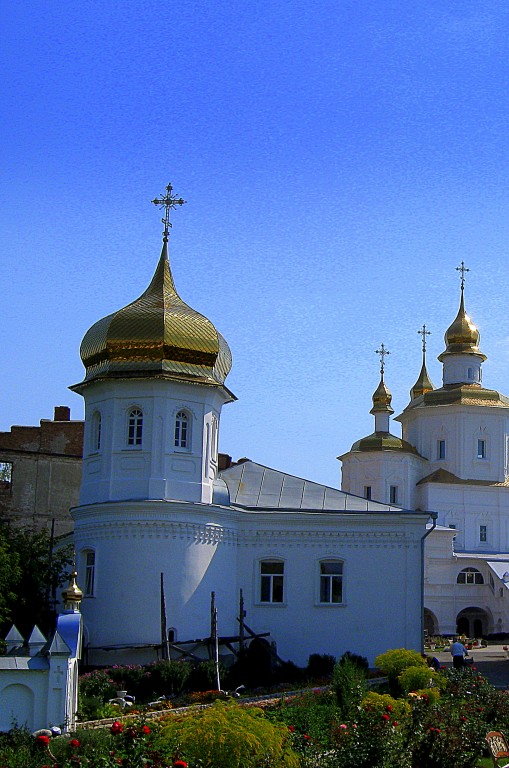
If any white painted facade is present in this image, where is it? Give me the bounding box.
[341,284,509,638]
[71,215,430,668]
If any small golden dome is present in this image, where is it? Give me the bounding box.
[350,432,419,454]
[76,241,233,389]
[62,571,83,608]
[438,289,486,362]
[410,361,434,400]
[370,377,394,415]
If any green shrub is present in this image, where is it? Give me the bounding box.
[148,659,192,697]
[306,653,336,680]
[361,691,411,722]
[332,656,367,718]
[158,700,300,768]
[398,665,443,694]
[375,648,427,681]
[79,668,117,700]
[266,688,340,747]
[338,650,369,671]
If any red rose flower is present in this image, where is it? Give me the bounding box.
[393,721,399,727]
[173,762,188,768]
[303,734,311,741]
[141,725,150,734]
[110,721,123,734]
[288,725,295,732]
[69,739,80,748]
[381,714,390,721]
[36,734,51,746]
[386,705,393,712]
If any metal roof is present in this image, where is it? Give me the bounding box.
[220,460,409,512]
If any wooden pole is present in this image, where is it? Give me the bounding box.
[211,591,221,690]
[239,588,245,654]
[160,573,169,660]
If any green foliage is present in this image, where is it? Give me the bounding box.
[375,648,427,681]
[361,691,411,722]
[158,700,300,768]
[266,688,340,746]
[332,656,367,718]
[79,668,117,699]
[0,524,73,636]
[398,664,443,694]
[187,659,225,692]
[306,653,336,680]
[148,659,192,696]
[337,650,369,671]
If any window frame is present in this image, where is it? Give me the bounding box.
[91,411,102,452]
[364,485,372,500]
[477,438,487,460]
[389,485,399,505]
[174,410,191,451]
[457,567,484,585]
[127,407,143,447]
[479,524,487,543]
[318,559,344,605]
[259,559,285,604]
[83,549,96,597]
[437,439,446,460]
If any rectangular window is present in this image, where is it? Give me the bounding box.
[437,440,446,460]
[319,561,343,604]
[260,560,284,603]
[477,439,487,459]
[480,525,487,542]
[84,551,96,597]
[0,461,12,492]
[389,485,398,505]
[449,524,456,529]
[364,486,372,500]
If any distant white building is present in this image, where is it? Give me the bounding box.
[340,265,509,638]
[70,186,430,667]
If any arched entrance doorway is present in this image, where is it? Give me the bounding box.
[456,607,490,638]
[424,608,438,636]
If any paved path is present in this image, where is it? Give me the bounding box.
[433,645,509,688]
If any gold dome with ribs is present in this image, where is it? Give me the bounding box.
[438,288,486,362]
[76,240,233,389]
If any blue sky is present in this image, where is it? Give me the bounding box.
[3,1,509,488]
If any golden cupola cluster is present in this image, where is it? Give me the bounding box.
[437,287,486,362]
[75,185,233,391]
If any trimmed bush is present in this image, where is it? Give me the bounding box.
[332,656,367,718]
[158,700,300,768]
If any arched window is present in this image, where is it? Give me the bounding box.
[457,567,484,585]
[174,410,190,449]
[92,411,101,451]
[319,560,344,603]
[83,550,96,597]
[260,559,284,603]
[127,408,143,446]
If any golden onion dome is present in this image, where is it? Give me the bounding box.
[370,377,394,415]
[75,241,233,389]
[61,571,83,609]
[350,432,419,454]
[410,361,434,401]
[438,289,486,362]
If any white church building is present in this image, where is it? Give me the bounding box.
[70,185,431,667]
[341,265,509,640]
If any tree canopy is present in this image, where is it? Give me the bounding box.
[0,524,73,637]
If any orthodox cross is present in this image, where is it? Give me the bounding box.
[418,324,431,356]
[151,183,186,240]
[456,260,470,290]
[375,343,390,377]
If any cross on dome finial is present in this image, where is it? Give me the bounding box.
[151,182,186,241]
[418,324,431,356]
[375,343,390,377]
[456,260,470,291]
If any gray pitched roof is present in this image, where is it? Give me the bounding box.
[220,460,407,512]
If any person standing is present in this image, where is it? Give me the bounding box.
[450,638,468,669]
